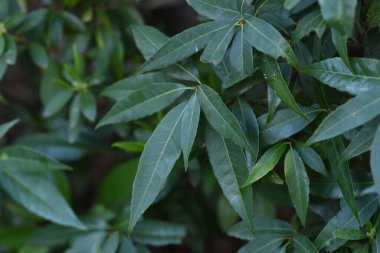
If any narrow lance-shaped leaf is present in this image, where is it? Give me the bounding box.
[284,147,310,227]
[328,137,359,223]
[187,0,241,21]
[29,43,49,69]
[284,0,300,10]
[140,21,230,72]
[97,83,191,128]
[242,143,287,187]
[370,123,380,195]
[341,118,380,161]
[308,88,380,144]
[0,119,19,139]
[260,55,305,118]
[304,57,380,95]
[294,141,328,176]
[196,84,254,155]
[318,0,357,36]
[291,11,326,44]
[244,17,300,69]
[206,127,254,230]
[293,234,318,253]
[237,234,285,253]
[129,102,187,233]
[333,228,367,240]
[331,29,351,69]
[0,171,85,230]
[181,94,200,170]
[200,24,236,65]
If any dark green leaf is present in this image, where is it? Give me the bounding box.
[187,0,241,20]
[370,123,380,194]
[43,90,74,118]
[29,43,48,69]
[294,141,328,176]
[0,119,19,139]
[333,228,367,240]
[206,127,254,229]
[129,102,186,233]
[237,234,285,253]
[331,29,350,69]
[293,234,318,253]
[79,92,97,122]
[131,25,168,60]
[284,0,300,10]
[102,232,119,253]
[291,11,325,44]
[368,0,380,29]
[284,147,309,226]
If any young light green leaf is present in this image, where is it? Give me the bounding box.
[129,102,187,233]
[294,141,328,176]
[181,94,200,170]
[206,127,254,230]
[43,90,74,117]
[333,228,367,240]
[200,24,236,65]
[0,171,85,230]
[196,84,253,155]
[237,234,285,253]
[140,21,230,72]
[29,43,48,69]
[331,29,350,69]
[187,0,241,20]
[285,147,309,227]
[308,88,380,144]
[370,123,380,195]
[243,143,287,187]
[293,234,318,253]
[79,92,97,122]
[260,55,305,118]
[304,57,380,95]
[341,118,380,161]
[291,11,326,44]
[101,72,168,101]
[244,17,300,69]
[318,0,357,36]
[232,98,260,161]
[97,83,190,128]
[0,119,19,139]
[328,137,359,222]
[259,107,320,146]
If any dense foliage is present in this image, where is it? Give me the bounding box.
[1,0,380,252]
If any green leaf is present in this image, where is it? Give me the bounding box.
[131,25,168,60]
[65,231,105,253]
[284,147,309,226]
[244,17,300,69]
[260,55,305,118]
[0,57,7,81]
[79,92,97,122]
[373,228,380,253]
[196,84,253,154]
[132,220,186,246]
[228,218,294,241]
[341,118,380,161]
[333,228,367,240]
[112,141,145,153]
[232,98,260,161]
[43,90,74,117]
[101,72,168,101]
[294,141,328,176]
[237,234,285,253]
[61,11,85,32]
[308,89,380,144]
[304,57,380,95]
[370,123,380,195]
[291,11,326,44]
[0,35,4,55]
[129,102,186,233]
[4,35,17,65]
[328,137,359,222]
[243,143,287,186]
[187,0,241,20]
[29,43,48,69]
[97,83,190,128]
[0,119,19,139]
[293,234,318,253]
[318,0,357,36]
[206,127,254,229]
[98,159,138,210]
[315,195,377,251]
[368,0,380,29]
[259,107,320,146]
[354,244,370,253]
[0,171,85,230]
[284,0,300,10]
[331,29,350,69]
[181,94,200,170]
[140,21,230,72]
[102,232,120,253]
[200,24,236,65]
